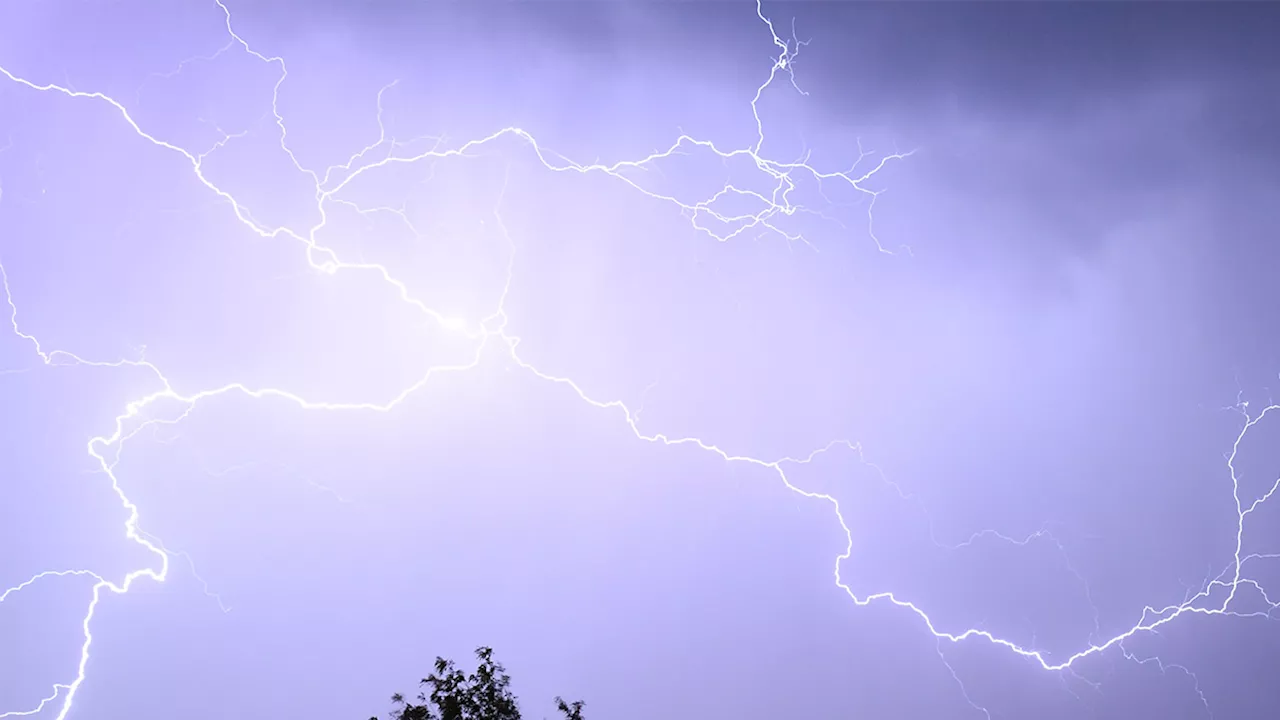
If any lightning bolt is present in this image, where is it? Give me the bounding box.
[0,2,1274,718]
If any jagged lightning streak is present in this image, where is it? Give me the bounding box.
[0,2,1275,718]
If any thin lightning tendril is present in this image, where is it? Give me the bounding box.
[0,2,1274,718]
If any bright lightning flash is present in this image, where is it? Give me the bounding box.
[0,3,1274,719]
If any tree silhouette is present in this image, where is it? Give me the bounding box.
[369,646,586,720]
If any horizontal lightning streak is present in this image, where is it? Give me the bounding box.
[0,2,1273,719]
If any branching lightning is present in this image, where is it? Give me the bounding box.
[1,2,1276,718]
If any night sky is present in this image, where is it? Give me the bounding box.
[3,2,1280,719]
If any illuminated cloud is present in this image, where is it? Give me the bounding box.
[2,2,1278,718]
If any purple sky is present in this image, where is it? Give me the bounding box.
[3,2,1280,718]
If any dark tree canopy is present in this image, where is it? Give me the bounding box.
[369,646,586,720]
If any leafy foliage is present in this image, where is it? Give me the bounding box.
[369,646,586,720]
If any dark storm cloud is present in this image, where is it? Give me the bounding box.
[777,2,1280,370]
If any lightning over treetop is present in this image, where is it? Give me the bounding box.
[2,2,1279,719]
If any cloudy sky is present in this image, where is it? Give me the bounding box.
[2,2,1279,719]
